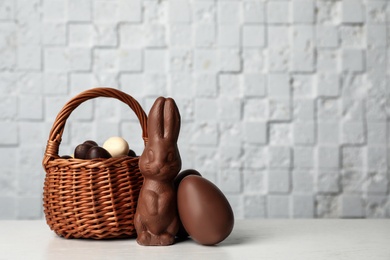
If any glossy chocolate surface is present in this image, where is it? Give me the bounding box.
[83,140,98,147]
[174,169,202,239]
[74,143,94,159]
[85,146,112,159]
[174,169,202,191]
[177,175,234,246]
[135,97,181,246]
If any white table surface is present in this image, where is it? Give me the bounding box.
[0,219,389,260]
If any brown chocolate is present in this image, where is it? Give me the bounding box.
[85,146,111,159]
[60,155,72,159]
[177,175,234,246]
[174,169,202,191]
[83,140,98,147]
[128,149,137,157]
[174,169,202,239]
[74,140,98,159]
[74,144,92,159]
[135,97,181,246]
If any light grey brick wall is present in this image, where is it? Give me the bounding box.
[0,0,389,220]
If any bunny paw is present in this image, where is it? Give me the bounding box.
[158,233,175,246]
[136,231,152,246]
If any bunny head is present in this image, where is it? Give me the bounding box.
[139,97,182,181]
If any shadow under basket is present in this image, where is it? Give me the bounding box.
[42,88,148,239]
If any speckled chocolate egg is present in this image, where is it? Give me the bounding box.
[177,175,234,245]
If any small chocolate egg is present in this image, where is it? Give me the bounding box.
[103,137,129,158]
[74,143,95,159]
[83,140,98,147]
[128,149,137,157]
[174,169,202,239]
[177,175,234,245]
[85,146,112,159]
[60,155,72,159]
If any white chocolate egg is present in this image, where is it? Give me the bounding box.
[103,137,129,158]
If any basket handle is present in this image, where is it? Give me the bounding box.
[43,87,148,165]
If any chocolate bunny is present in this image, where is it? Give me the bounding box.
[135,97,181,246]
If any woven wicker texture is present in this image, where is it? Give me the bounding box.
[42,88,148,239]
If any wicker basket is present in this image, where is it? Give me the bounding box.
[42,88,148,239]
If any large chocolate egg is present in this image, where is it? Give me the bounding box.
[174,169,202,239]
[177,175,234,245]
[174,169,202,192]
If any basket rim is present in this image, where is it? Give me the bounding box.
[45,154,140,169]
[42,87,148,166]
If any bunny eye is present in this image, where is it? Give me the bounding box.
[148,150,154,161]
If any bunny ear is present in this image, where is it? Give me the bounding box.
[163,98,181,142]
[148,97,166,141]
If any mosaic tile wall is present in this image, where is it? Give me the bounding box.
[0,0,389,219]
